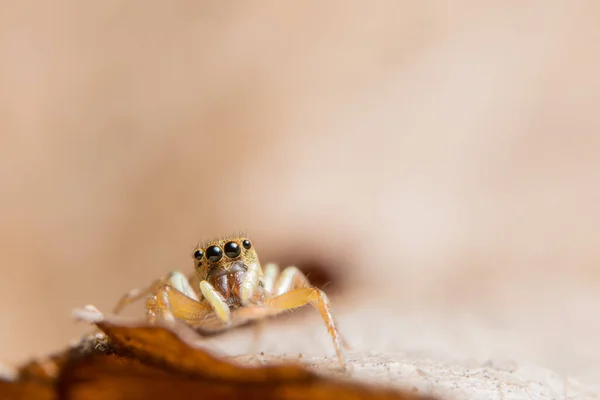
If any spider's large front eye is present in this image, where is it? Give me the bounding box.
[224,241,241,258]
[206,245,223,263]
[242,239,252,249]
[193,249,204,261]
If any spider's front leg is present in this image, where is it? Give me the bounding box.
[263,265,345,367]
[148,279,234,326]
[113,271,217,325]
[113,271,199,315]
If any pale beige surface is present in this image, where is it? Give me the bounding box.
[233,352,600,400]
[1,2,599,399]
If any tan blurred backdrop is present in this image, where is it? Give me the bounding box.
[1,0,599,388]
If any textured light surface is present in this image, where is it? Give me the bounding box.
[233,353,599,400]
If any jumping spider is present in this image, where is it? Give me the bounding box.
[113,236,345,366]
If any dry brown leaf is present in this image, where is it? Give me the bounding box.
[0,308,438,400]
[56,354,431,400]
[94,317,312,383]
[0,350,69,400]
[0,380,54,400]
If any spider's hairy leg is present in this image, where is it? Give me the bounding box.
[262,263,279,293]
[272,266,310,295]
[199,281,231,324]
[264,266,345,368]
[270,265,352,352]
[240,262,263,306]
[247,319,266,356]
[265,287,344,367]
[146,285,213,324]
[240,263,276,354]
[113,271,198,314]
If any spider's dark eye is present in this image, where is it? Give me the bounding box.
[206,245,223,263]
[224,241,241,258]
[193,249,204,261]
[242,239,251,249]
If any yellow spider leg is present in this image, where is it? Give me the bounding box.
[262,263,279,293]
[113,271,198,314]
[248,319,266,356]
[240,262,261,306]
[273,266,309,296]
[265,287,344,367]
[146,285,213,323]
[199,280,231,324]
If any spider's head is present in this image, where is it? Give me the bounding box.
[192,237,260,304]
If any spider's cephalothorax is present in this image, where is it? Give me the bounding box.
[193,238,261,308]
[113,235,345,367]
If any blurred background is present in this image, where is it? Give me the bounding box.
[1,0,599,388]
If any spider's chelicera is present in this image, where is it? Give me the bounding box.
[112,236,345,367]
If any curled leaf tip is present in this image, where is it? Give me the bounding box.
[72,305,104,322]
[0,362,18,381]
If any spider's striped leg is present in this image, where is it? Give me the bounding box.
[113,271,198,315]
[264,266,345,368]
